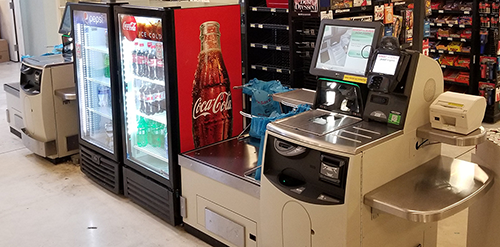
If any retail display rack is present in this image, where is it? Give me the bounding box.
[427,0,500,123]
[244,0,416,90]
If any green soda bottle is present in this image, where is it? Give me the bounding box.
[104,54,110,78]
[137,117,148,147]
[148,120,155,147]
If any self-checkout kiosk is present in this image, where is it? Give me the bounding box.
[179,19,493,247]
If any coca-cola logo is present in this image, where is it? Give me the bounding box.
[193,92,232,119]
[122,15,137,42]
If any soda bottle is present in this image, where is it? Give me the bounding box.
[137,117,148,147]
[145,82,155,115]
[159,85,166,113]
[139,80,147,113]
[152,84,164,114]
[152,122,162,148]
[103,54,110,78]
[148,45,157,80]
[137,43,147,77]
[98,85,110,107]
[191,21,233,148]
[158,123,165,149]
[156,43,164,82]
[132,42,138,75]
[146,42,153,78]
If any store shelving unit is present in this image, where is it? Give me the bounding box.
[428,0,500,122]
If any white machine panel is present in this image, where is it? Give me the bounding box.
[205,208,245,247]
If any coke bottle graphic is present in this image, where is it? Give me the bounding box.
[132,42,138,75]
[148,45,157,80]
[192,21,233,148]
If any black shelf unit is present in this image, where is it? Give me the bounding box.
[428,0,500,122]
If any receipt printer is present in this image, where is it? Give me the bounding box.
[430,92,486,135]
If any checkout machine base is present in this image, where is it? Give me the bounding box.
[20,55,79,163]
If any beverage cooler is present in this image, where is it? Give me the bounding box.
[71,2,124,194]
[115,2,243,225]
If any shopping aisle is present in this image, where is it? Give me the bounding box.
[0,61,209,247]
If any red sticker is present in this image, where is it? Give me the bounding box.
[122,15,137,42]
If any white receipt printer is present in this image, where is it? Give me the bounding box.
[430,91,486,135]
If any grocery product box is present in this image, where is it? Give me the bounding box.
[0,39,10,63]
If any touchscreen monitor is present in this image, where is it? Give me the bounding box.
[310,19,383,80]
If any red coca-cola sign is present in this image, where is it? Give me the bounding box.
[122,15,137,42]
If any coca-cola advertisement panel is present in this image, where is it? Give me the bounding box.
[118,14,170,178]
[174,5,243,153]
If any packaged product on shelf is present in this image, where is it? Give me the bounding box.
[403,9,413,43]
[437,28,450,37]
[343,0,353,8]
[393,15,403,38]
[459,16,472,26]
[439,55,457,66]
[426,0,432,16]
[443,69,459,81]
[454,56,470,68]
[353,0,370,7]
[430,2,441,10]
[461,45,471,53]
[445,16,459,25]
[460,29,472,39]
[384,3,394,24]
[331,0,345,9]
[450,29,461,38]
[435,41,448,50]
[459,1,472,11]
[455,72,470,84]
[493,2,500,14]
[374,5,384,21]
[447,41,462,52]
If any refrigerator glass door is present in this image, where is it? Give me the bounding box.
[118,14,169,179]
[73,10,114,153]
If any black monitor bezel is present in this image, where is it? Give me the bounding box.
[58,2,76,35]
[309,19,384,80]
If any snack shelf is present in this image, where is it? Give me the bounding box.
[429,49,471,56]
[429,22,472,28]
[440,64,470,71]
[250,6,288,13]
[432,9,472,15]
[250,64,291,74]
[431,36,472,42]
[249,23,289,30]
[444,80,470,87]
[250,43,290,51]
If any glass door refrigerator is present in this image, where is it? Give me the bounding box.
[71,2,125,194]
[115,2,243,225]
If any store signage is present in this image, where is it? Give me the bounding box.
[122,15,138,42]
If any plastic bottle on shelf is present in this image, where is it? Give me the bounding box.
[97,85,110,107]
[132,42,139,76]
[164,127,168,157]
[137,43,146,77]
[139,80,147,114]
[145,82,155,115]
[103,53,110,78]
[151,83,159,114]
[159,85,166,113]
[158,123,165,149]
[146,42,153,78]
[156,43,164,82]
[137,117,148,147]
[148,45,157,80]
[151,122,162,148]
[147,119,155,146]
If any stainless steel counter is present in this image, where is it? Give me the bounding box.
[272,88,316,107]
[268,110,402,155]
[417,123,486,146]
[364,155,494,223]
[179,137,260,198]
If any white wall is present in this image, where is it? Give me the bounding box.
[20,0,60,56]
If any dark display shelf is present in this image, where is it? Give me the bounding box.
[250,64,291,74]
[429,23,473,28]
[250,43,290,51]
[431,36,472,42]
[444,80,470,86]
[440,64,471,71]
[430,49,472,56]
[249,23,289,30]
[432,9,473,15]
[250,6,289,13]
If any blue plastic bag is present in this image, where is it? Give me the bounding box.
[252,104,311,180]
[242,78,292,118]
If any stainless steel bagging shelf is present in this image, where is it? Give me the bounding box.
[416,123,486,146]
[364,155,494,223]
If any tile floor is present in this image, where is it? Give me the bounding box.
[0,60,497,247]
